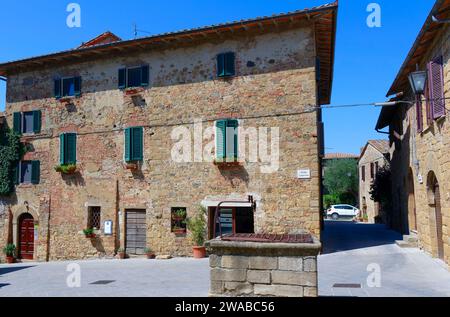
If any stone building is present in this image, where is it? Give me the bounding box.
[376,0,449,265]
[358,140,389,223]
[0,3,337,261]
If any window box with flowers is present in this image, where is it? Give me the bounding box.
[54,163,77,175]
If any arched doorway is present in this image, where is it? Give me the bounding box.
[407,169,417,233]
[18,213,35,260]
[427,172,444,260]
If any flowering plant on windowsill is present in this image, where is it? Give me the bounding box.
[124,87,144,96]
[213,157,241,167]
[54,164,77,175]
[83,228,96,239]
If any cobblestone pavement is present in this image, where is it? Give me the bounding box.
[319,221,450,297]
[0,257,209,297]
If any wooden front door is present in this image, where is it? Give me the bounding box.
[434,184,444,260]
[19,214,34,260]
[125,210,147,255]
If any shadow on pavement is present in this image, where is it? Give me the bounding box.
[321,220,402,254]
[0,283,11,288]
[0,266,35,276]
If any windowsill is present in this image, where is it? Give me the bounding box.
[16,183,36,189]
[57,95,81,102]
[123,87,146,96]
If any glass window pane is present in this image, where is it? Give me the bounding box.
[23,112,34,134]
[21,161,32,184]
[63,78,75,96]
[127,68,141,88]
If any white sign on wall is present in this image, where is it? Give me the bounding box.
[297,169,311,179]
[104,220,113,235]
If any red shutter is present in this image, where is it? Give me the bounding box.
[429,56,445,119]
[416,94,423,133]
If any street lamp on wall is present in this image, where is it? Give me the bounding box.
[408,70,427,95]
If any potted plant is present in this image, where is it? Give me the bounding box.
[186,206,207,259]
[54,164,77,175]
[172,226,187,235]
[117,248,126,259]
[172,209,187,221]
[124,162,138,170]
[83,228,96,239]
[3,244,16,264]
[144,247,156,259]
[363,214,369,223]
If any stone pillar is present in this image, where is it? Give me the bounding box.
[206,235,321,297]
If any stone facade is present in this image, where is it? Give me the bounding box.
[376,0,450,266]
[358,140,389,223]
[0,6,337,262]
[206,236,321,297]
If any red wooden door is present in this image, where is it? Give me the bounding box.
[19,215,34,260]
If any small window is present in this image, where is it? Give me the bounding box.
[216,119,239,161]
[171,208,187,236]
[370,163,375,179]
[124,127,143,162]
[13,111,41,135]
[118,65,149,89]
[15,161,40,185]
[54,77,81,98]
[88,207,101,230]
[361,166,366,182]
[217,52,236,78]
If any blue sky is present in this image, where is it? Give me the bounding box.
[0,0,435,154]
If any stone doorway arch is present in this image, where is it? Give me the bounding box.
[407,168,417,233]
[427,171,444,260]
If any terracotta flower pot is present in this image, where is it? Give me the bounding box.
[85,234,96,239]
[119,252,126,259]
[192,246,206,259]
[146,253,156,259]
[6,256,14,264]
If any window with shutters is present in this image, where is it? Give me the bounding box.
[370,163,375,179]
[16,161,40,185]
[361,166,366,182]
[124,127,143,162]
[13,110,42,135]
[428,56,446,120]
[88,207,101,230]
[215,119,239,161]
[59,133,77,165]
[118,65,149,89]
[54,77,81,98]
[217,52,236,78]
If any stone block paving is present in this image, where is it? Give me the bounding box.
[319,221,450,297]
[0,258,209,297]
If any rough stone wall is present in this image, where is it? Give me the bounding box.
[358,144,388,223]
[391,24,450,266]
[2,25,321,260]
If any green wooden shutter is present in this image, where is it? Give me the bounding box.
[31,161,40,184]
[118,68,127,89]
[215,120,226,160]
[141,65,149,87]
[33,110,42,134]
[13,112,22,134]
[124,128,131,162]
[14,162,20,185]
[217,54,225,77]
[60,134,66,164]
[132,127,143,161]
[224,52,235,77]
[74,76,82,96]
[66,133,77,164]
[226,119,239,159]
[54,79,62,99]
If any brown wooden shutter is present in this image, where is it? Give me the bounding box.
[425,64,432,126]
[429,56,445,119]
[416,94,423,133]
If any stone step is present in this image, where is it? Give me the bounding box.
[395,240,418,248]
[403,234,418,243]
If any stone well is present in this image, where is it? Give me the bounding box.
[205,233,321,297]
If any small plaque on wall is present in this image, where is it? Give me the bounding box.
[297,169,311,179]
[104,220,113,235]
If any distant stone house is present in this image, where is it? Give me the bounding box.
[0,3,337,261]
[376,0,449,265]
[358,140,389,223]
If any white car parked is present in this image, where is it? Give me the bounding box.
[327,205,360,220]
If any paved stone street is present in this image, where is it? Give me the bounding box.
[0,258,209,297]
[319,221,450,297]
[2,221,450,297]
